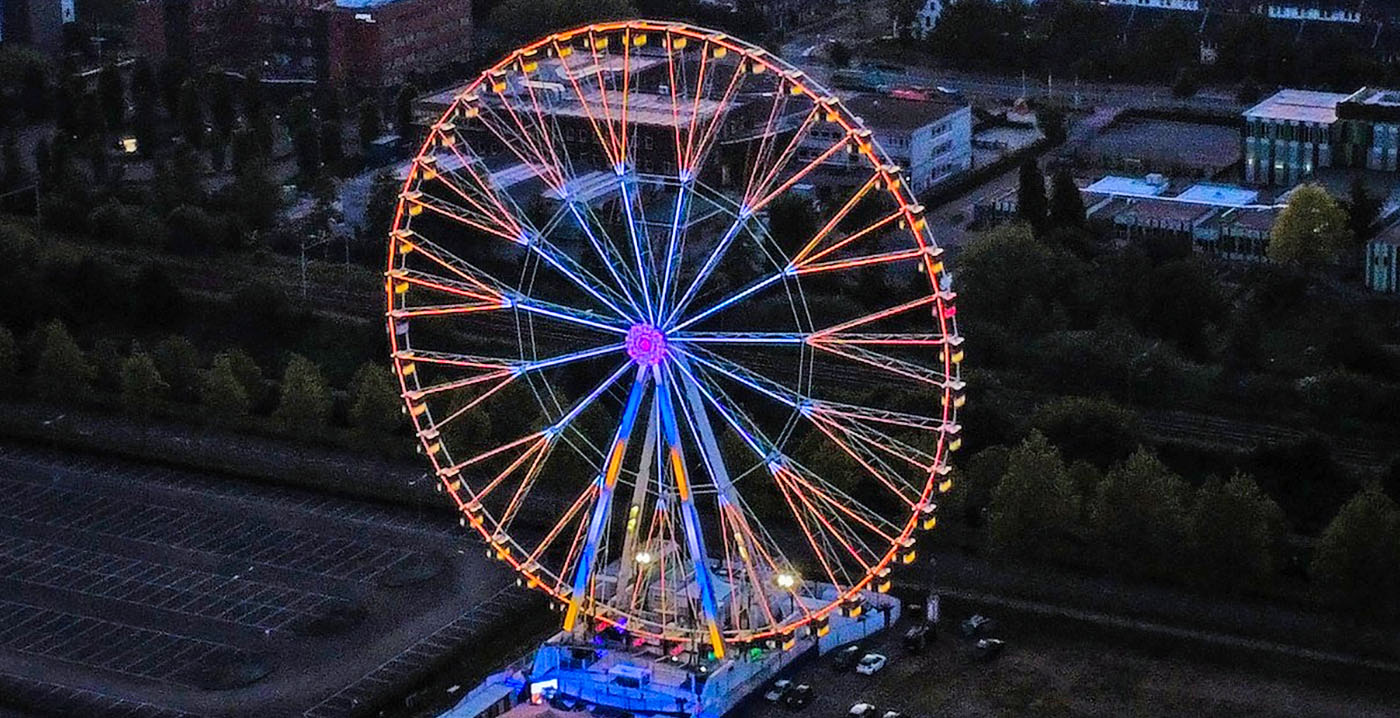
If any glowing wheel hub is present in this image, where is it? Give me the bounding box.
[625,324,667,368]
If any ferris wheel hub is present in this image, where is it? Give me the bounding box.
[626,324,668,368]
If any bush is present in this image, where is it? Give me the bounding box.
[1187,473,1285,592]
[1030,396,1141,468]
[200,353,251,419]
[0,324,17,394]
[88,201,166,247]
[987,432,1081,562]
[31,320,93,400]
[275,354,332,429]
[119,352,168,420]
[1310,486,1400,618]
[348,362,403,434]
[152,335,201,401]
[1090,448,1190,578]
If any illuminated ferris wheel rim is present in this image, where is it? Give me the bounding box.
[387,19,964,653]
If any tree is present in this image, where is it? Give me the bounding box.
[97,61,125,130]
[320,120,344,167]
[1035,105,1066,144]
[1091,448,1190,577]
[358,100,382,151]
[1016,159,1046,233]
[152,335,201,401]
[394,83,418,138]
[829,41,853,68]
[1346,176,1380,242]
[987,432,1081,561]
[176,79,204,148]
[1,133,25,191]
[1030,396,1141,468]
[349,362,402,434]
[231,156,281,230]
[293,123,322,182]
[1170,66,1198,99]
[219,349,265,405]
[1310,486,1400,616]
[200,353,251,419]
[0,325,17,395]
[1267,184,1351,266]
[33,320,93,399]
[120,352,168,420]
[1047,168,1085,231]
[945,445,1008,526]
[275,354,332,428]
[1188,473,1285,592]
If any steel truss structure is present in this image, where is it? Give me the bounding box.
[386,20,963,659]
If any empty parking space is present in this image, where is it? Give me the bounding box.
[0,443,517,718]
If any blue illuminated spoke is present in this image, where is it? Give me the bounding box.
[507,295,630,335]
[670,272,788,332]
[663,211,751,328]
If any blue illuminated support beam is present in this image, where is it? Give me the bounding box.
[547,360,636,439]
[507,296,630,336]
[526,232,634,321]
[566,201,646,319]
[670,272,787,333]
[563,366,651,632]
[657,177,692,315]
[654,366,726,659]
[617,169,657,324]
[663,208,752,328]
[516,342,627,374]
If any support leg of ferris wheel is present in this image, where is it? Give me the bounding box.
[563,365,651,633]
[615,399,660,598]
[655,365,726,659]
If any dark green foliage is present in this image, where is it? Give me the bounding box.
[1016,160,1046,233]
[1047,168,1085,231]
[201,353,251,419]
[1091,449,1190,578]
[120,352,167,420]
[152,335,201,401]
[987,432,1081,561]
[98,62,125,130]
[349,362,403,435]
[358,101,382,150]
[1187,474,1285,592]
[32,320,93,399]
[394,83,418,138]
[1310,487,1400,618]
[1030,396,1141,468]
[275,354,332,429]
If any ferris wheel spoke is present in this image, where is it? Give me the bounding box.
[670,272,788,332]
[524,234,637,320]
[789,174,881,265]
[508,295,630,335]
[773,465,875,572]
[790,247,927,277]
[789,209,903,271]
[674,358,903,544]
[811,340,959,389]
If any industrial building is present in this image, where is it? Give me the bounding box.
[324,0,474,89]
[1366,225,1400,293]
[1245,87,1400,186]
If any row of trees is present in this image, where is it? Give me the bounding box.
[2,319,404,437]
[922,0,1397,90]
[953,430,1399,619]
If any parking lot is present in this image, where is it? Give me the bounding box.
[0,443,516,718]
[744,605,1400,718]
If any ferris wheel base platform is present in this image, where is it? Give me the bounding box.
[492,590,900,718]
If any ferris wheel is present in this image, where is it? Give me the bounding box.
[386,20,963,658]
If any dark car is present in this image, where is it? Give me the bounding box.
[903,624,931,653]
[960,614,997,638]
[833,644,862,671]
[782,684,813,710]
[973,638,1006,662]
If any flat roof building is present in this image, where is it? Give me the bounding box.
[324,0,473,89]
[830,93,972,192]
[1244,86,1400,184]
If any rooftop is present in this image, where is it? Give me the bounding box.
[1097,197,1218,225]
[1086,175,1169,197]
[1244,89,1352,124]
[1372,222,1400,247]
[843,93,967,132]
[332,0,401,8]
[1176,182,1260,207]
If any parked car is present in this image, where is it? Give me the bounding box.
[960,614,997,638]
[882,712,906,718]
[763,679,791,702]
[849,702,879,717]
[783,684,813,710]
[903,623,931,652]
[974,638,1006,662]
[833,644,862,671]
[855,653,888,675]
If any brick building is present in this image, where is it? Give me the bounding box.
[323,0,473,89]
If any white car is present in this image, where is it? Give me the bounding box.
[855,653,888,675]
[849,703,878,717]
[763,679,791,702]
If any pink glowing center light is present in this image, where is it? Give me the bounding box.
[626,324,667,367]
